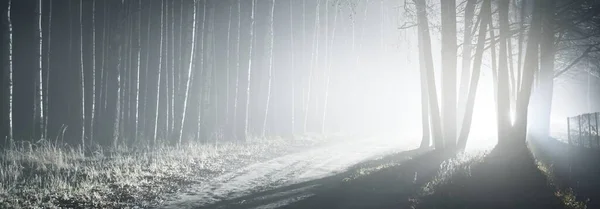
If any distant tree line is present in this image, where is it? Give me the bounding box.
[1,0,404,148]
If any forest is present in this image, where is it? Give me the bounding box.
[1,0,600,208]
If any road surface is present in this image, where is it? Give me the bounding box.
[160,136,417,209]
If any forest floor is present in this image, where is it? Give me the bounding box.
[0,134,345,209]
[2,133,594,209]
[188,137,592,209]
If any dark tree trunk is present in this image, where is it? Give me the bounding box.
[414,0,444,149]
[457,0,492,150]
[440,0,457,149]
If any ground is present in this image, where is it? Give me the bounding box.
[1,134,595,209]
[163,136,591,209]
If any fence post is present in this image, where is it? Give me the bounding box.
[589,114,593,148]
[594,112,600,149]
[567,117,571,145]
[579,115,582,147]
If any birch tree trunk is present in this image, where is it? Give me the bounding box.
[303,0,320,133]
[79,0,86,148]
[91,0,97,144]
[37,0,44,141]
[178,0,197,145]
[114,45,122,147]
[196,0,207,141]
[233,0,241,139]
[134,0,141,143]
[322,1,338,134]
[164,1,171,140]
[6,0,14,142]
[170,0,176,136]
[100,1,108,113]
[290,0,295,135]
[262,0,276,137]
[153,0,165,146]
[44,0,52,141]
[241,0,256,141]
[226,4,232,129]
[142,1,152,138]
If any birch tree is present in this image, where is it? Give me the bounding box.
[80,0,86,147]
[290,0,295,135]
[44,0,52,140]
[37,0,44,140]
[178,0,197,145]
[91,0,97,143]
[142,1,152,138]
[262,0,276,137]
[196,0,207,141]
[134,0,142,142]
[303,0,321,133]
[6,0,14,142]
[169,0,176,136]
[233,0,241,139]
[241,0,256,141]
[225,3,232,129]
[322,0,339,133]
[153,0,165,145]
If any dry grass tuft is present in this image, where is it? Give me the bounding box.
[0,137,319,208]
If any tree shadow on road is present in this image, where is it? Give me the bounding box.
[200,142,569,209]
[200,147,446,209]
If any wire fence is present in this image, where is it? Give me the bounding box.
[568,113,600,149]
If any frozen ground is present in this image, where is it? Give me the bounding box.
[160,136,418,209]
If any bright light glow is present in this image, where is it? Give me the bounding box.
[510,110,516,126]
[465,73,498,151]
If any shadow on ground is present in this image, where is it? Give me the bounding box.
[530,136,600,208]
[197,140,587,209]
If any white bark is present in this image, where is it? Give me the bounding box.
[153,0,165,145]
[164,1,170,139]
[91,0,96,143]
[322,1,338,133]
[233,0,241,139]
[37,0,44,140]
[262,0,275,137]
[44,0,52,140]
[114,46,122,147]
[80,0,86,147]
[135,0,141,142]
[303,0,320,133]
[7,0,13,141]
[178,0,197,145]
[170,0,176,135]
[290,0,295,135]
[225,4,232,126]
[196,0,207,140]
[243,0,256,139]
[143,1,152,136]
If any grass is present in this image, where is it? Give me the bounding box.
[0,135,325,209]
